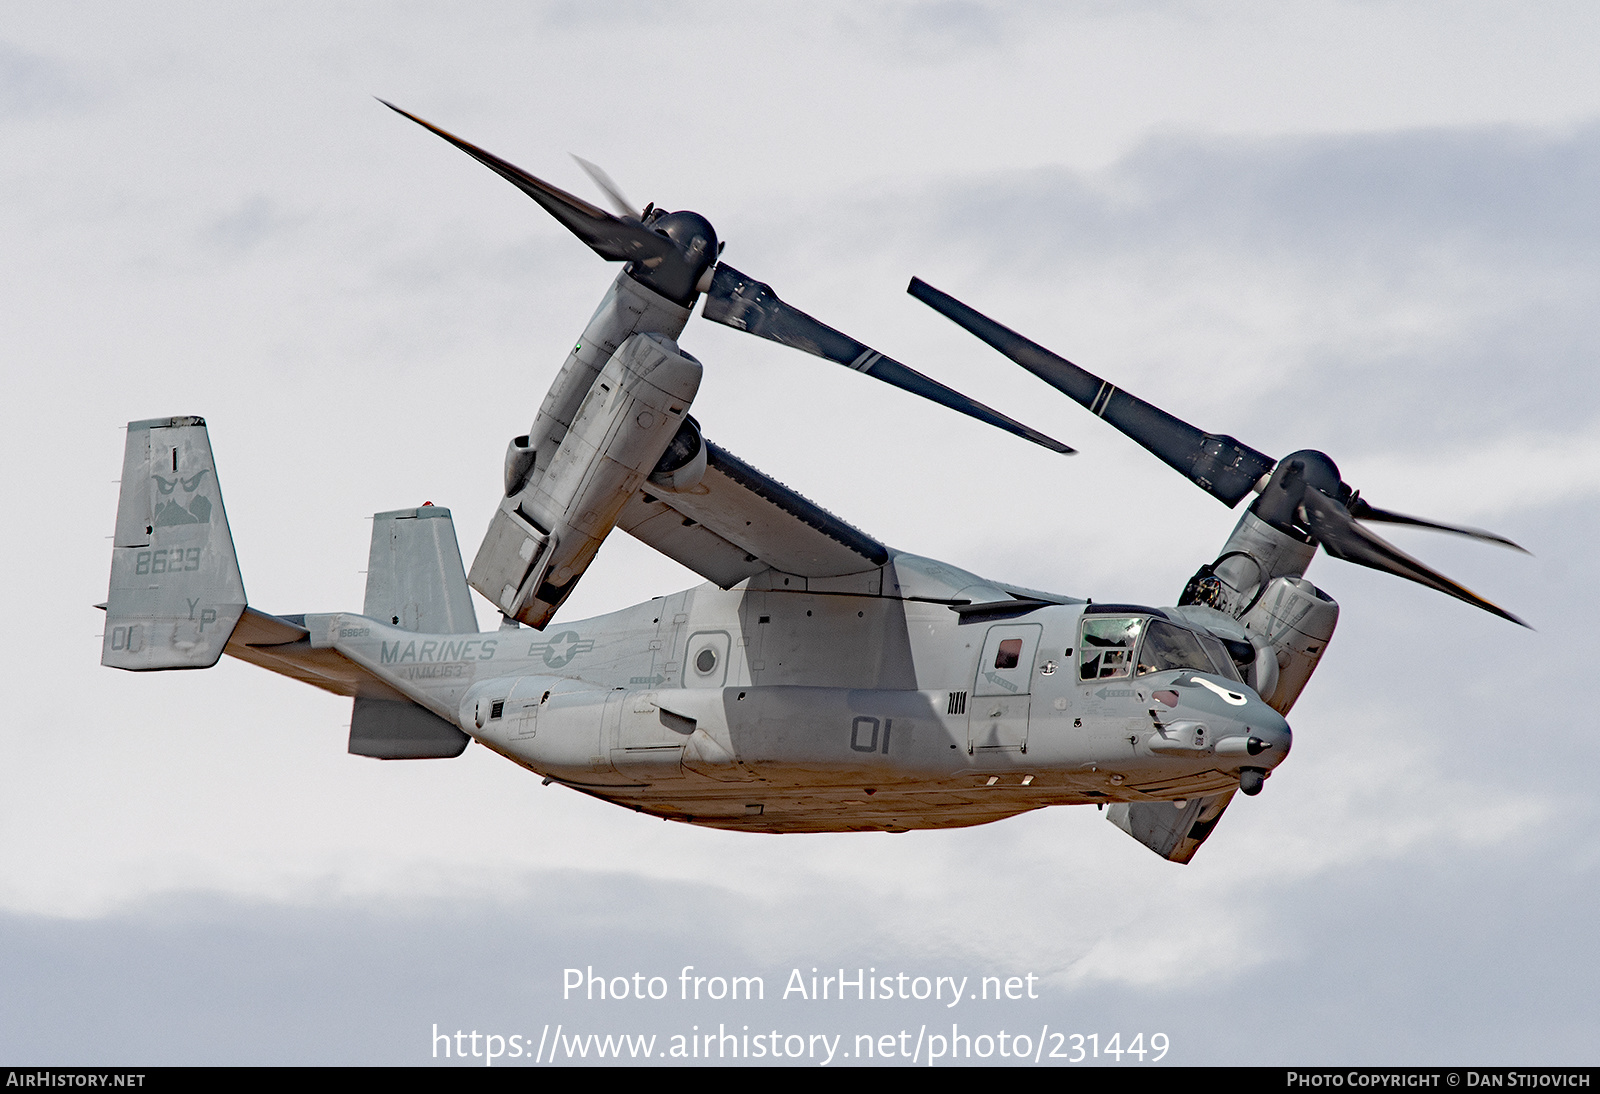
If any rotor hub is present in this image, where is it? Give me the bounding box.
[1252,449,1343,534]
[631,210,719,304]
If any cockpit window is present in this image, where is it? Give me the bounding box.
[1196,634,1245,683]
[1079,617,1142,681]
[1137,620,1221,677]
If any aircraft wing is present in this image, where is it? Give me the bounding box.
[617,440,889,587]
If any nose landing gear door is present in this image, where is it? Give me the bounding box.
[970,623,1042,753]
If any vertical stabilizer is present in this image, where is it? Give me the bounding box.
[103,416,246,670]
[364,506,477,633]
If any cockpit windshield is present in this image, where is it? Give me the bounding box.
[1137,619,1244,682]
[1136,620,1217,676]
[1195,633,1245,684]
[1079,615,1245,684]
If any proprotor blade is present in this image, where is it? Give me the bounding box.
[571,154,640,220]
[704,264,1074,455]
[1299,490,1529,627]
[1347,497,1528,552]
[909,277,1273,503]
[380,100,676,268]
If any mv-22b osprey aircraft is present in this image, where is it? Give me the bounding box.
[101,104,1528,863]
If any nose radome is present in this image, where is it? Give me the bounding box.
[1215,706,1292,796]
[1218,703,1291,756]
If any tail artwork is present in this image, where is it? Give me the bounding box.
[102,416,247,670]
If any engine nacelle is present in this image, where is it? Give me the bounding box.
[469,330,702,627]
[1237,575,1339,714]
[520,270,693,495]
[648,416,707,493]
[1180,507,1338,714]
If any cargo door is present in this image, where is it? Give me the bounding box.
[969,623,1042,753]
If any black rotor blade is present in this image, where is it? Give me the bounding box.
[1346,497,1527,552]
[381,101,676,268]
[703,264,1074,455]
[1299,490,1528,627]
[571,154,639,220]
[909,277,1275,505]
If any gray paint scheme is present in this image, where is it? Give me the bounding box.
[618,439,888,587]
[471,290,703,628]
[354,507,478,758]
[103,418,1298,857]
[102,417,246,671]
[364,506,476,635]
[98,117,1524,864]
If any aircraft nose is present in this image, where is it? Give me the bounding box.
[1218,716,1291,764]
[1167,673,1291,762]
[1214,703,1291,795]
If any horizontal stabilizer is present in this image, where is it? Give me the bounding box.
[230,607,309,646]
[223,608,408,703]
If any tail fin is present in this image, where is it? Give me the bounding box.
[363,506,478,633]
[103,416,246,670]
[350,506,477,759]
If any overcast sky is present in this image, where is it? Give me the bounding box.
[2,1,1597,1066]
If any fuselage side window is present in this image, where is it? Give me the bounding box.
[994,638,1023,669]
[1079,616,1142,681]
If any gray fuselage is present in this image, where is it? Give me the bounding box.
[302,551,1290,833]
